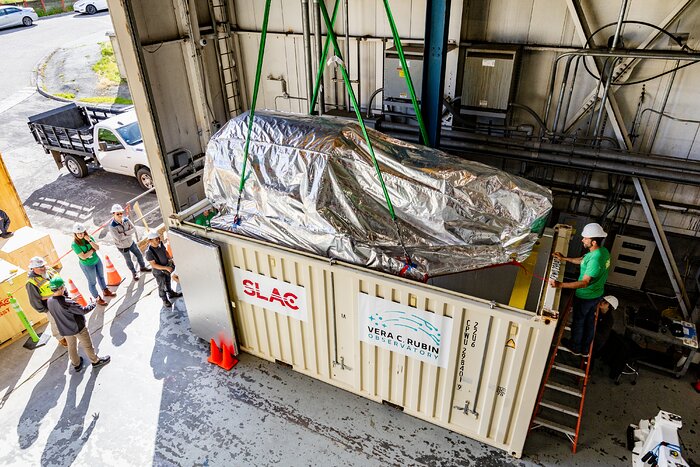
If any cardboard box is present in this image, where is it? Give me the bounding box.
[0,226,62,271]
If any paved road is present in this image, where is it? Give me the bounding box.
[0,11,113,103]
[0,12,160,244]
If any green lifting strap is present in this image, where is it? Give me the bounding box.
[381,0,429,146]
[234,0,272,223]
[318,1,410,263]
[309,0,340,114]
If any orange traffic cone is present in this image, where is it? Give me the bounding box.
[218,343,239,371]
[67,279,88,307]
[104,256,123,286]
[166,240,173,258]
[207,339,222,365]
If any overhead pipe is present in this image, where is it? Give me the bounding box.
[556,56,583,135]
[301,0,314,112]
[585,59,608,137]
[593,57,621,139]
[379,120,700,174]
[376,121,700,185]
[312,0,325,114]
[610,0,629,50]
[645,61,679,153]
[440,140,700,186]
[547,54,575,134]
[344,0,351,112]
[551,55,584,137]
[356,37,362,113]
[592,0,627,142]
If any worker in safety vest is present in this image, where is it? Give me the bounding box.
[25,256,67,347]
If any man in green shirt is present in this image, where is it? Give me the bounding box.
[194,208,217,227]
[549,223,611,356]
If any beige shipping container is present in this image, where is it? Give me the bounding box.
[105,0,570,454]
[171,213,572,458]
[0,152,31,233]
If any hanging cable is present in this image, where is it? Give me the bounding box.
[233,0,272,225]
[318,0,412,268]
[382,0,429,146]
[309,0,341,114]
[581,20,700,85]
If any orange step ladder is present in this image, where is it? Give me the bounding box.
[529,299,600,453]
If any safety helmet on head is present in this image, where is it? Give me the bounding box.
[28,256,47,269]
[73,223,87,234]
[581,223,607,238]
[147,231,160,240]
[49,276,65,291]
[110,204,124,214]
[603,295,618,310]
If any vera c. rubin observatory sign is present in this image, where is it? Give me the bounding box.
[358,294,454,368]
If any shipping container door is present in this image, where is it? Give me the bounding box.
[168,228,238,353]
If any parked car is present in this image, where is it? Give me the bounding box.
[73,0,108,15]
[0,5,38,29]
[28,104,154,190]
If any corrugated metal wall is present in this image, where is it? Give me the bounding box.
[228,0,700,235]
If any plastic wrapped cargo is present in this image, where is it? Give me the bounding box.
[204,111,552,280]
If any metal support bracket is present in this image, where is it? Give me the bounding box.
[454,401,479,418]
[333,356,352,371]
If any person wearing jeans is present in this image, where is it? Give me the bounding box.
[549,223,611,356]
[71,223,116,306]
[107,204,151,281]
[46,276,110,372]
[145,231,182,308]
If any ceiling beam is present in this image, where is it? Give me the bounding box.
[563,0,694,134]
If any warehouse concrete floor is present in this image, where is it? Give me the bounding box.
[0,271,698,466]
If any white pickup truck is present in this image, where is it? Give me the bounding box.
[28,104,153,190]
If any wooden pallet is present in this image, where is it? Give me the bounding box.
[0,316,48,350]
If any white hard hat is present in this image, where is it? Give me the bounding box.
[147,231,160,240]
[581,223,607,238]
[73,223,87,234]
[111,204,124,213]
[603,295,618,310]
[28,256,47,269]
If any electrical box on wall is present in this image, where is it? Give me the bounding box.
[383,43,457,117]
[459,45,520,118]
[383,44,425,112]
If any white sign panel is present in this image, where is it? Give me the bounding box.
[358,294,454,368]
[233,269,308,322]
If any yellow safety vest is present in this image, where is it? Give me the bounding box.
[27,272,55,298]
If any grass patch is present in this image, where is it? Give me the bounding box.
[92,41,121,85]
[79,96,133,105]
[54,92,76,99]
[36,5,72,17]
